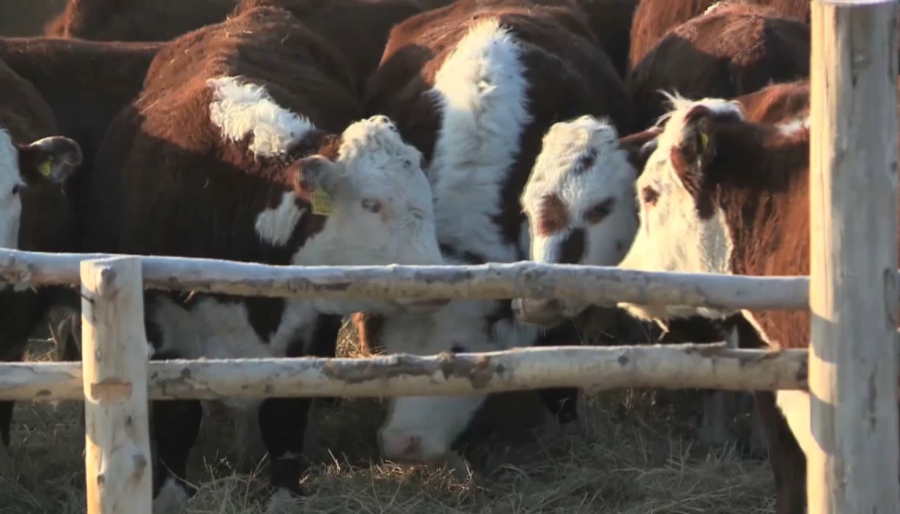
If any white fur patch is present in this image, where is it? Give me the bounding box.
[207,76,315,157]
[427,19,531,263]
[255,192,306,246]
[777,117,810,136]
[378,282,540,462]
[0,128,23,249]
[617,96,742,321]
[152,477,189,514]
[776,389,814,457]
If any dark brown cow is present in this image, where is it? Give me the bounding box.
[628,3,809,130]
[615,85,900,512]
[45,0,237,41]
[83,6,444,510]
[358,0,630,465]
[629,0,810,70]
[0,38,160,185]
[0,58,82,476]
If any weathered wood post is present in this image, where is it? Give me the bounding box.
[81,257,152,514]
[810,0,900,512]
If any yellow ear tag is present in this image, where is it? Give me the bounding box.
[311,189,333,216]
[699,131,709,151]
[38,160,52,178]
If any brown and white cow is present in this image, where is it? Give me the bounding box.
[628,0,810,71]
[628,2,810,130]
[83,6,444,511]
[44,0,238,41]
[0,58,82,475]
[358,0,630,465]
[614,88,899,512]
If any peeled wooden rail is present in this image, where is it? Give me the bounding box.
[0,344,808,402]
[0,248,812,310]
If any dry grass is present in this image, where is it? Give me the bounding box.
[0,318,776,514]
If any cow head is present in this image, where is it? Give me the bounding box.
[617,95,745,322]
[376,298,534,463]
[514,116,652,326]
[0,131,82,248]
[291,115,447,313]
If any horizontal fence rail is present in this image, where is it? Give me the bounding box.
[0,248,818,310]
[0,344,808,402]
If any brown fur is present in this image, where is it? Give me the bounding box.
[45,0,237,42]
[628,0,810,71]
[628,3,810,130]
[235,0,426,90]
[736,78,809,124]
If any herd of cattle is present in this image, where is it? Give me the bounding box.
[0,0,891,512]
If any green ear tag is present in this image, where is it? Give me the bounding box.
[699,132,709,151]
[311,189,333,216]
[38,160,52,177]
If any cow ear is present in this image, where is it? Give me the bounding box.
[293,155,340,199]
[620,126,662,177]
[17,136,82,186]
[671,105,717,196]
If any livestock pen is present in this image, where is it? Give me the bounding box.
[1,0,899,513]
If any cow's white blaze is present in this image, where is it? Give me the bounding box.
[376,18,541,463]
[617,95,741,321]
[208,76,315,157]
[0,129,24,249]
[520,115,640,318]
[428,18,530,263]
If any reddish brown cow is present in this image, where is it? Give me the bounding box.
[83,6,444,510]
[627,3,809,130]
[45,0,237,41]
[359,0,630,465]
[615,85,900,512]
[629,0,810,70]
[0,58,83,475]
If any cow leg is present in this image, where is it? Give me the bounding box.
[258,397,312,508]
[150,348,203,514]
[754,391,806,514]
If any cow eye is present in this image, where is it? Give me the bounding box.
[641,186,659,206]
[11,185,20,196]
[362,199,382,213]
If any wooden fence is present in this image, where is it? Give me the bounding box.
[0,1,897,513]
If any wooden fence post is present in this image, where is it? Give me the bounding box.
[809,1,900,512]
[81,257,152,514]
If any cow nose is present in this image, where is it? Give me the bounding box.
[379,431,422,461]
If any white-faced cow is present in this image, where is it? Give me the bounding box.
[614,88,900,513]
[628,2,810,130]
[357,0,630,465]
[0,58,82,475]
[83,7,444,511]
[628,0,810,71]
